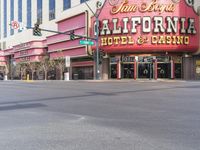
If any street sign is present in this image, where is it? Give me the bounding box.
[10,21,25,31]
[65,56,70,67]
[79,40,94,46]
[10,21,20,29]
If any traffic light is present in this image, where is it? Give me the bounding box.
[33,23,42,36]
[99,50,105,59]
[99,51,103,64]
[99,50,105,64]
[91,50,105,64]
[70,30,75,40]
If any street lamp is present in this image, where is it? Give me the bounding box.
[85,1,103,80]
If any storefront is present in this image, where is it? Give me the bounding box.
[1,41,47,80]
[71,57,94,80]
[47,11,94,80]
[109,55,182,79]
[0,51,6,78]
[91,0,200,80]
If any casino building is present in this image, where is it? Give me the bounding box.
[0,0,200,80]
[91,0,200,80]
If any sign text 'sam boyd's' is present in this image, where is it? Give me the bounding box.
[92,0,200,53]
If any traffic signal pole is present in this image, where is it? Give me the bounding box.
[85,1,100,80]
[95,17,100,80]
[30,25,96,40]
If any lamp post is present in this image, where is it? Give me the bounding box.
[85,1,102,80]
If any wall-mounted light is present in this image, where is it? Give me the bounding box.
[184,53,192,58]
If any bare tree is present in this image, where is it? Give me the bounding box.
[28,62,39,80]
[39,55,49,80]
[54,57,65,80]
[39,55,55,80]
[16,62,28,80]
[15,63,22,79]
[3,63,9,80]
[18,63,28,80]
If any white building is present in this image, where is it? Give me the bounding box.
[0,0,100,50]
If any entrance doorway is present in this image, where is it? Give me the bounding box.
[122,64,134,78]
[138,63,154,79]
[157,63,171,78]
[110,64,117,78]
[175,63,182,78]
[72,66,93,80]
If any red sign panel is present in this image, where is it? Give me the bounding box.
[92,0,200,53]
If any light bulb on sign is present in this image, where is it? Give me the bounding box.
[108,0,121,6]
[96,1,103,9]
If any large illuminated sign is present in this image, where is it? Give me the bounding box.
[92,0,200,53]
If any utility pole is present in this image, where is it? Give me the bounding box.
[95,16,100,80]
[85,1,102,80]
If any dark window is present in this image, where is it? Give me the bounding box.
[37,0,43,24]
[27,0,32,28]
[4,0,7,37]
[80,0,89,3]
[63,0,71,10]
[18,0,22,32]
[10,0,14,35]
[49,0,55,20]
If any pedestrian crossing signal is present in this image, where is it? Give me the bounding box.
[99,50,105,64]
[92,50,105,64]
[33,23,42,36]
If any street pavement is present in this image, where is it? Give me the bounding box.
[0,80,200,150]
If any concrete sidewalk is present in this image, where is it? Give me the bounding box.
[1,79,189,83]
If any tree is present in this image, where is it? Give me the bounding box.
[54,57,65,80]
[39,55,49,80]
[15,63,22,79]
[3,63,9,80]
[15,62,28,80]
[28,62,39,80]
[39,55,55,80]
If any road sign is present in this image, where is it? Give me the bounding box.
[65,56,70,67]
[10,21,20,29]
[10,21,25,31]
[79,40,94,46]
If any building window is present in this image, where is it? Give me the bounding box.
[49,0,55,20]
[80,0,89,3]
[10,0,14,35]
[37,0,43,24]
[27,0,32,28]
[63,0,71,10]
[3,0,7,38]
[18,0,22,32]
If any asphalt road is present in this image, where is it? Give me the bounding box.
[0,80,200,150]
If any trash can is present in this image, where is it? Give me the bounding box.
[73,74,78,80]
[64,72,70,81]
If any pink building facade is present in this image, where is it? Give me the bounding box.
[0,12,94,80]
[13,41,47,63]
[90,0,200,80]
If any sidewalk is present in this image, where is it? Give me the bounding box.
[2,79,189,83]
